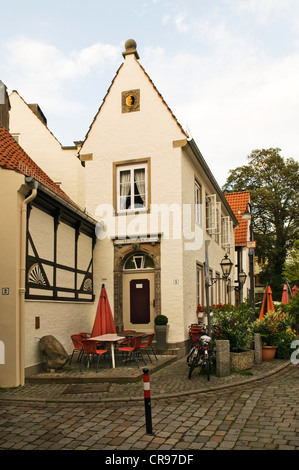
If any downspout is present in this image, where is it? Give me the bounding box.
[19,177,38,386]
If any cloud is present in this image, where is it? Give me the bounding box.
[2,36,120,115]
[225,0,299,29]
[143,17,299,184]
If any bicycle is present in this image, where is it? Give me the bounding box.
[186,323,214,380]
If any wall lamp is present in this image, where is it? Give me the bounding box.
[206,253,233,287]
[226,269,247,292]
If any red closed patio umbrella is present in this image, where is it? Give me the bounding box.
[259,284,275,319]
[292,285,298,297]
[281,284,290,304]
[91,284,116,337]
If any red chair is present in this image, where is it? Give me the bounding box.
[139,333,157,362]
[118,330,136,347]
[69,334,84,364]
[117,334,146,368]
[80,339,108,372]
[79,332,91,338]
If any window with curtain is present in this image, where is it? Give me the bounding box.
[195,181,201,225]
[117,163,147,212]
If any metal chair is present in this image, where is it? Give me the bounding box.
[69,334,84,364]
[139,333,157,362]
[116,334,146,368]
[80,339,108,372]
[117,330,136,347]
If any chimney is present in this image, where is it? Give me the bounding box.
[28,103,47,126]
[0,81,10,130]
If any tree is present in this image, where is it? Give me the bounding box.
[282,239,299,285]
[223,148,299,299]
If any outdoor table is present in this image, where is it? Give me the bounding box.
[118,331,147,338]
[88,334,125,369]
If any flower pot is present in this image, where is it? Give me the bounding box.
[262,345,277,362]
[230,350,254,371]
[154,324,169,349]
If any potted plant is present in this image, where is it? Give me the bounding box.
[154,314,169,349]
[253,310,294,361]
[213,303,255,371]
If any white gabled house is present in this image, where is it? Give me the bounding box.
[79,39,238,347]
[0,39,238,387]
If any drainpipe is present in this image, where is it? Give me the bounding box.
[19,177,38,386]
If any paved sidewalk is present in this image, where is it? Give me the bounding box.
[0,360,298,451]
[0,356,291,403]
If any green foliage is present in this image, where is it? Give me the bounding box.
[213,303,254,352]
[154,314,168,325]
[223,148,299,299]
[253,311,296,358]
[283,240,299,284]
[282,294,299,327]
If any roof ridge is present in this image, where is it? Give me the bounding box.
[81,56,188,146]
[10,90,63,147]
[136,59,188,138]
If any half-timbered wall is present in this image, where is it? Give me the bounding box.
[26,201,95,302]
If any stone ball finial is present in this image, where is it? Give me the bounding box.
[125,39,137,51]
[123,39,140,60]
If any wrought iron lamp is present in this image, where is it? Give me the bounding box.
[227,269,247,292]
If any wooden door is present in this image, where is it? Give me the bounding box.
[130,279,150,324]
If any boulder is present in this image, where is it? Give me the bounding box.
[39,335,69,370]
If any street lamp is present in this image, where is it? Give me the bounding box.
[227,269,247,293]
[220,253,233,280]
[242,202,255,309]
[205,252,235,336]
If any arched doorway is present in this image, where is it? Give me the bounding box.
[113,240,161,333]
[123,253,155,332]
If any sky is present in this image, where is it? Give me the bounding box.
[1,0,299,187]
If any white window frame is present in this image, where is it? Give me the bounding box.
[221,216,231,249]
[206,194,217,235]
[116,163,148,214]
[195,181,201,225]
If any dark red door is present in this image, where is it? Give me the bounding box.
[130,279,150,324]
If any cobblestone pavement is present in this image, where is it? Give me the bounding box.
[0,359,298,451]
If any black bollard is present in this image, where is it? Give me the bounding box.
[143,367,153,435]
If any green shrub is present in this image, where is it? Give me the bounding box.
[213,303,254,352]
[154,314,168,325]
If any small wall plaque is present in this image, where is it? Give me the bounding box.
[122,89,140,113]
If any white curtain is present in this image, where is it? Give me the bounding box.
[134,168,145,206]
[120,170,131,210]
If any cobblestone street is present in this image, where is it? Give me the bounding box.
[0,362,298,452]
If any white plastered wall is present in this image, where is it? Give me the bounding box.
[9,91,86,208]
[81,54,187,344]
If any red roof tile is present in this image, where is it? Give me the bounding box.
[0,124,79,209]
[224,191,250,246]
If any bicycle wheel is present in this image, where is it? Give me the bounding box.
[188,354,199,379]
